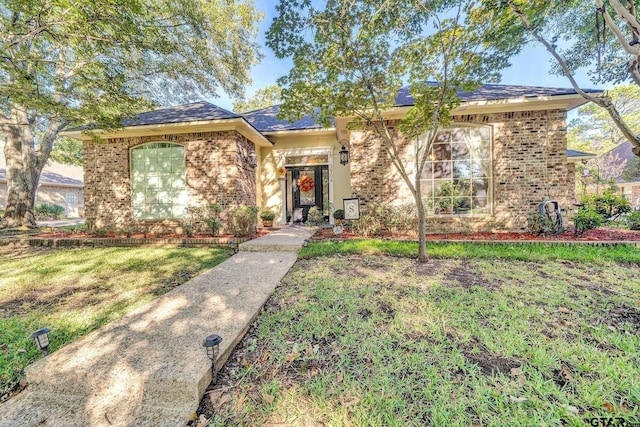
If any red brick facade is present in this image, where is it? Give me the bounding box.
[349,109,575,231]
[83,131,256,229]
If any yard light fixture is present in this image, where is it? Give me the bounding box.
[303,238,309,247]
[203,334,223,382]
[339,140,350,166]
[228,238,238,254]
[30,328,52,356]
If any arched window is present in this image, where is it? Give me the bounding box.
[420,126,492,215]
[130,143,187,219]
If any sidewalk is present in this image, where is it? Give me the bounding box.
[0,226,314,427]
[37,218,85,228]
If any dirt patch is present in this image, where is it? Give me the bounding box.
[461,338,522,376]
[607,305,640,330]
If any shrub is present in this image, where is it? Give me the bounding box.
[34,203,65,220]
[350,213,382,237]
[573,207,603,236]
[350,202,417,237]
[526,210,558,235]
[183,204,223,236]
[580,190,631,220]
[332,209,345,220]
[627,211,640,230]
[228,205,258,237]
[305,206,324,225]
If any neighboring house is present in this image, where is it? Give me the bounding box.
[0,141,85,218]
[64,83,600,232]
[600,141,640,208]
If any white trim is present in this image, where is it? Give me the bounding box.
[262,128,335,136]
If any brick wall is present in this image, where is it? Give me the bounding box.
[83,131,256,230]
[349,109,574,232]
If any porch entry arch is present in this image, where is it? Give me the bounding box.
[274,147,334,225]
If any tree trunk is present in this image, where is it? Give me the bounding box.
[1,110,43,228]
[414,176,428,263]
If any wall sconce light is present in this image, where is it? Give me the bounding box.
[339,140,350,166]
[30,327,52,356]
[248,152,258,169]
[203,334,223,382]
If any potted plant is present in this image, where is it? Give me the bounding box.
[260,208,276,227]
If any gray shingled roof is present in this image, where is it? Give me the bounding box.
[601,141,640,183]
[241,105,329,132]
[120,101,240,126]
[67,101,241,131]
[394,83,601,106]
[68,83,600,134]
[567,149,596,158]
[0,168,83,187]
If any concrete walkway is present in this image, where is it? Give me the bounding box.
[0,226,315,427]
[37,218,85,228]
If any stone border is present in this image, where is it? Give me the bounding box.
[310,237,640,247]
[0,236,249,248]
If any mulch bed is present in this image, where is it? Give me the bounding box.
[312,227,640,242]
[32,230,272,240]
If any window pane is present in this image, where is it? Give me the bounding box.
[433,162,451,179]
[420,126,492,216]
[452,143,470,160]
[131,143,186,219]
[432,144,451,161]
[453,161,471,179]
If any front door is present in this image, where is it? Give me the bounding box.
[287,166,328,222]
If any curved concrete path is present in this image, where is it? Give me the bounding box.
[0,226,314,427]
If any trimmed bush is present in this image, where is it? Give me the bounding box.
[580,190,631,220]
[228,205,258,237]
[183,204,223,236]
[627,211,640,230]
[332,209,345,220]
[573,207,603,236]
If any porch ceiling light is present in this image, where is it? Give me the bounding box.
[30,327,52,356]
[339,140,350,166]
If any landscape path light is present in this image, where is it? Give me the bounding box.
[203,334,223,382]
[30,327,52,356]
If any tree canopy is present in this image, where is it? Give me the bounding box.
[233,84,282,113]
[568,84,640,154]
[0,0,262,227]
[266,0,522,261]
[493,0,640,156]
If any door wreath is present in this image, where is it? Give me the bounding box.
[297,175,314,192]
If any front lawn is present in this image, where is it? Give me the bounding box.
[0,246,230,402]
[200,243,640,426]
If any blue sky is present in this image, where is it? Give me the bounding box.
[213,1,614,112]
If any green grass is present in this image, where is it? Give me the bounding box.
[204,243,640,426]
[299,239,640,264]
[0,246,230,402]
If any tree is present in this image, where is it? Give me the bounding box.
[233,84,282,113]
[0,0,262,228]
[568,84,640,154]
[49,136,83,166]
[498,0,640,157]
[267,0,520,262]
